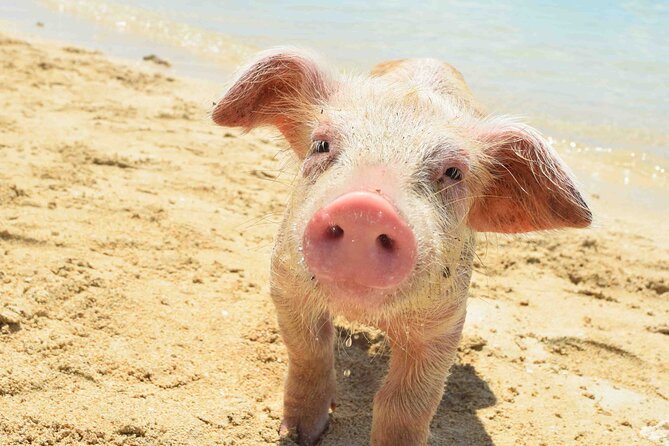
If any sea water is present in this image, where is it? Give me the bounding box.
[1,0,667,214]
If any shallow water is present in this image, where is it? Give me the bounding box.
[1,0,667,216]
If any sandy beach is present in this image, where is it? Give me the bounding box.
[0,30,668,446]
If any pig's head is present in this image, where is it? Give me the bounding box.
[212,49,591,321]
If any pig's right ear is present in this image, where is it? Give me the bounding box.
[212,48,335,157]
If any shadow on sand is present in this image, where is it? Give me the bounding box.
[280,326,496,445]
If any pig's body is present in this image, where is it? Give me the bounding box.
[213,49,591,446]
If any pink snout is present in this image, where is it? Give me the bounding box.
[303,191,417,292]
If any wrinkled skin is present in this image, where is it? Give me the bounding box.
[212,49,591,445]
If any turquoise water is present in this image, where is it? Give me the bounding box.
[127,0,669,140]
[2,0,668,161]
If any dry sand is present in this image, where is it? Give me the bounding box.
[1,33,668,446]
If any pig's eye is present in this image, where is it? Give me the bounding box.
[312,140,330,154]
[444,167,463,181]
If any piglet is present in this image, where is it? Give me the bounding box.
[212,49,591,446]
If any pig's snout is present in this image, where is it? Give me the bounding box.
[303,191,417,292]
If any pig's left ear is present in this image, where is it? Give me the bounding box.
[212,48,335,157]
[468,120,592,233]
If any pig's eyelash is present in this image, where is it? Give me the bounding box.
[311,139,330,154]
[444,167,463,181]
[431,166,474,196]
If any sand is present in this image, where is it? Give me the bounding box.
[0,32,668,446]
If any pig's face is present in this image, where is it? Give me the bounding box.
[212,49,591,321]
[288,82,480,318]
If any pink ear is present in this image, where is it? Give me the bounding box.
[212,48,334,157]
[468,120,592,233]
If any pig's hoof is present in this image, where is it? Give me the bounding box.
[279,400,334,446]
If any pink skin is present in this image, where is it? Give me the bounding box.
[212,49,591,446]
[303,191,417,305]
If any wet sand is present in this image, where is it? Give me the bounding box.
[0,32,668,446]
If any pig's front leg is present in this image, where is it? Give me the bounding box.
[273,293,336,446]
[371,326,463,446]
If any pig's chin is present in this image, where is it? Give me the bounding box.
[318,280,398,315]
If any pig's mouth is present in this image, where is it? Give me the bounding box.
[316,276,396,295]
[315,278,399,313]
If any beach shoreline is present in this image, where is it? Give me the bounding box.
[7,0,669,162]
[0,29,668,446]
[3,1,667,234]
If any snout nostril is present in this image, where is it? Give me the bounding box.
[377,234,394,251]
[304,192,418,291]
[327,225,344,239]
